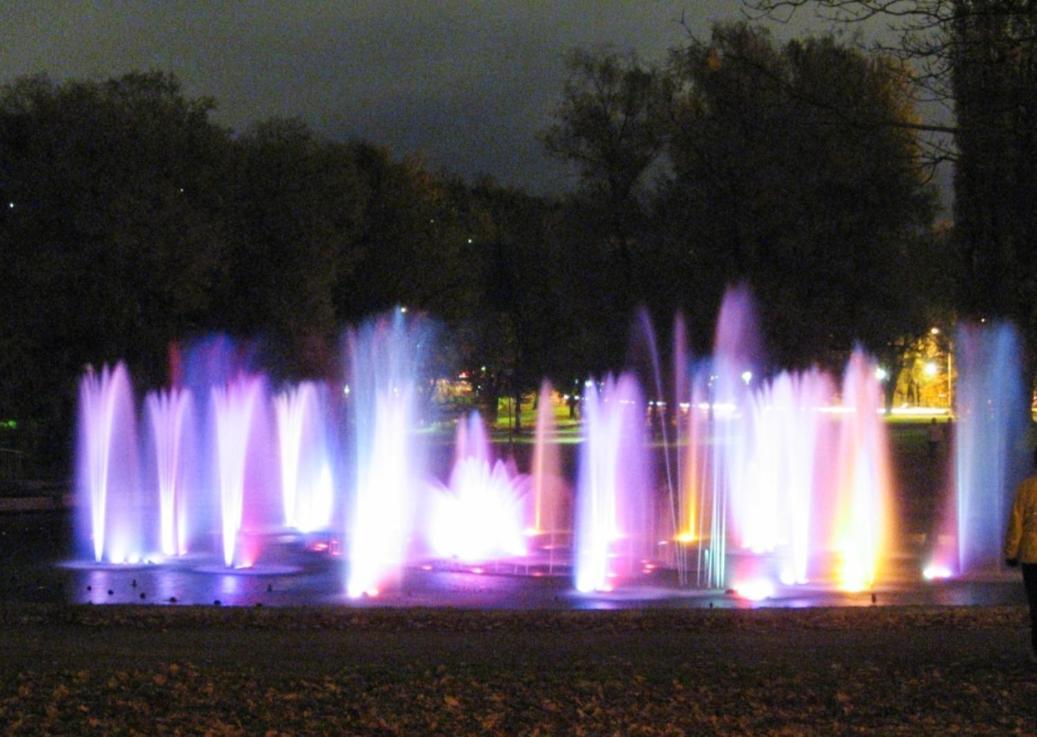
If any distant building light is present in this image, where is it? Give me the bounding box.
[7,202,12,209]
[930,326,940,335]
[467,238,473,244]
[875,367,889,382]
[741,370,752,385]
[400,305,408,314]
[924,362,938,377]
[342,385,351,396]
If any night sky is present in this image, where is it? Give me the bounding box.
[2,1,843,195]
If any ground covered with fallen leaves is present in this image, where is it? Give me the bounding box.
[1,604,1035,735]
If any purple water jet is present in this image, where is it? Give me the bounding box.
[274,381,335,534]
[211,374,266,567]
[76,363,141,563]
[143,387,194,557]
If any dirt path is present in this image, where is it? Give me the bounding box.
[1,605,1036,735]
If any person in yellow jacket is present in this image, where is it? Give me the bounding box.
[1004,447,1037,662]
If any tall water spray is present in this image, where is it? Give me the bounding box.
[531,382,564,536]
[574,375,653,593]
[743,369,835,586]
[345,310,426,598]
[677,287,893,595]
[274,381,334,533]
[211,374,265,567]
[684,287,761,590]
[831,350,892,591]
[76,363,141,563]
[144,388,194,557]
[951,322,1028,574]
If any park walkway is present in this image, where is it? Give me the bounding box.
[1,605,1035,735]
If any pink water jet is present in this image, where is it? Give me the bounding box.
[531,382,566,536]
[574,374,653,593]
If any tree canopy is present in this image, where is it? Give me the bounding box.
[544,24,938,372]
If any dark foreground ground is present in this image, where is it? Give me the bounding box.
[1,604,1036,735]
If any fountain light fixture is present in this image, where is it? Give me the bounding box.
[733,579,774,601]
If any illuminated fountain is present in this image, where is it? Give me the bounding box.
[831,351,893,591]
[143,387,194,557]
[76,363,141,563]
[428,412,528,561]
[274,381,335,534]
[740,368,835,587]
[928,322,1028,577]
[574,374,653,593]
[211,373,267,567]
[675,288,892,597]
[70,296,908,603]
[530,381,568,558]
[344,310,427,598]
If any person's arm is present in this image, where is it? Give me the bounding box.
[1005,481,1027,563]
